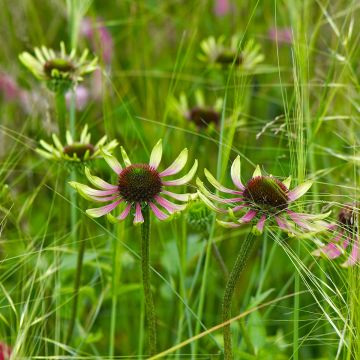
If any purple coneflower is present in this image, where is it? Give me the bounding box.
[268,27,293,45]
[313,204,359,267]
[70,139,197,223]
[197,155,328,234]
[70,139,197,355]
[197,155,329,360]
[214,0,230,17]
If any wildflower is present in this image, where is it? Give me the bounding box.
[65,85,90,111]
[197,156,329,234]
[199,35,264,70]
[214,0,230,17]
[36,124,117,163]
[19,42,97,93]
[0,342,11,360]
[313,204,359,267]
[268,27,293,45]
[69,140,198,224]
[80,17,113,66]
[171,89,223,130]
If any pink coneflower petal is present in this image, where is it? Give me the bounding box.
[149,139,162,170]
[149,202,169,221]
[117,204,132,220]
[275,216,291,230]
[231,204,247,212]
[134,203,144,224]
[69,182,118,197]
[287,210,312,230]
[89,195,120,203]
[342,237,359,267]
[288,180,313,202]
[255,214,266,233]
[85,167,118,190]
[217,220,241,228]
[197,191,227,213]
[154,195,185,213]
[162,160,198,186]
[160,148,188,177]
[86,199,122,218]
[161,189,194,202]
[240,209,257,223]
[313,243,342,259]
[102,151,122,174]
[230,156,245,190]
[205,168,243,194]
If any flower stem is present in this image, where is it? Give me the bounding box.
[54,91,67,142]
[66,237,86,344]
[222,231,257,360]
[141,205,157,355]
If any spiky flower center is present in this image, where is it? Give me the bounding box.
[63,143,95,160]
[118,164,162,203]
[188,107,220,128]
[216,51,243,65]
[338,205,358,230]
[243,176,289,212]
[44,59,75,78]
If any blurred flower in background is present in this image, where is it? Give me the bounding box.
[36,124,118,164]
[214,0,230,17]
[199,35,264,70]
[313,204,359,267]
[0,342,11,360]
[268,27,293,45]
[65,85,90,111]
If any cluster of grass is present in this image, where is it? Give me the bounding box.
[0,0,359,359]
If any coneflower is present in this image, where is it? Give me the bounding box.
[197,155,329,360]
[199,35,264,70]
[313,204,359,267]
[36,124,118,166]
[70,140,197,355]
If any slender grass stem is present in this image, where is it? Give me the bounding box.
[141,205,157,355]
[66,237,86,344]
[222,231,257,360]
[54,91,67,142]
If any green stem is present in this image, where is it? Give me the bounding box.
[141,206,157,355]
[222,231,257,360]
[54,91,67,142]
[66,237,86,344]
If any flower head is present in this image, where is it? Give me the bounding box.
[69,140,198,224]
[19,42,97,93]
[171,89,223,130]
[197,156,329,234]
[313,204,359,267]
[36,124,117,164]
[186,198,213,232]
[199,35,264,70]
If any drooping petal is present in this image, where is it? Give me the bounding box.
[162,160,198,186]
[69,182,118,200]
[84,167,118,190]
[117,204,132,221]
[87,195,120,203]
[255,214,266,233]
[217,220,241,228]
[197,191,226,213]
[161,189,196,202]
[160,148,188,177]
[205,168,243,194]
[252,165,262,178]
[149,202,168,220]
[86,199,122,218]
[341,236,359,267]
[231,156,245,190]
[154,195,185,213]
[313,243,343,259]
[240,209,257,223]
[134,203,144,224]
[288,180,313,202]
[286,210,312,230]
[101,150,122,174]
[149,139,162,170]
[275,216,291,230]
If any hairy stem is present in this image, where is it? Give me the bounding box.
[54,91,67,142]
[222,231,257,360]
[141,206,157,355]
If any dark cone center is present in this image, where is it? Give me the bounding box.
[188,106,220,128]
[243,176,289,212]
[215,51,243,66]
[44,59,75,78]
[118,164,162,203]
[338,205,358,230]
[63,143,95,160]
